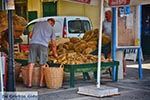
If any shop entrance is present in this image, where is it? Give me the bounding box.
[142,4,150,55]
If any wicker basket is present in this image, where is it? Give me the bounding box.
[21,65,40,86]
[14,62,22,80]
[44,64,64,89]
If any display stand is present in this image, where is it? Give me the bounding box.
[48,61,119,88]
[112,5,143,79]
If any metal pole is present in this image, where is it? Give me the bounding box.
[112,8,117,81]
[6,10,16,91]
[138,5,143,79]
[96,0,104,88]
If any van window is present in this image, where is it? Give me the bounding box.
[53,21,63,37]
[23,23,34,35]
[68,20,91,33]
[27,23,35,32]
[83,21,91,32]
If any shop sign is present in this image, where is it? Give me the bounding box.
[6,0,15,10]
[41,0,57,2]
[64,0,99,6]
[72,0,91,4]
[105,0,150,7]
[108,0,130,6]
[130,0,150,5]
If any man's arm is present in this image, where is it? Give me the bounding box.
[51,40,58,58]
[29,32,33,38]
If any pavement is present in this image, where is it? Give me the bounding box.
[15,56,150,100]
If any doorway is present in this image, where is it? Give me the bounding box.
[142,4,150,55]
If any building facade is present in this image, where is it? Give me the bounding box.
[15,0,101,29]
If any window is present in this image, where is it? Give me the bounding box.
[15,1,27,19]
[68,20,91,34]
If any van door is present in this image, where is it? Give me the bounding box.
[53,17,64,38]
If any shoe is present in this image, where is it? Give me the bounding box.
[39,85,46,88]
[102,70,110,74]
[123,73,127,76]
[25,85,32,88]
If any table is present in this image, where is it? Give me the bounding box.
[48,61,119,88]
[15,59,28,66]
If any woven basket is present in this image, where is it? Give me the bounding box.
[14,62,22,80]
[44,64,64,89]
[21,65,40,86]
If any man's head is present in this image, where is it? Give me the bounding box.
[47,18,55,27]
[105,10,112,22]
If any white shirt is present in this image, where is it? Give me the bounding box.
[103,20,112,37]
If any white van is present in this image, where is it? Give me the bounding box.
[24,16,93,38]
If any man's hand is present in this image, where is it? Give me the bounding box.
[53,53,58,59]
[29,32,33,38]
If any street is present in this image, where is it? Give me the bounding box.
[15,58,150,100]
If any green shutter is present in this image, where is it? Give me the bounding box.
[43,2,57,17]
[28,11,37,21]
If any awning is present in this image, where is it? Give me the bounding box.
[63,0,99,6]
[104,0,150,7]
